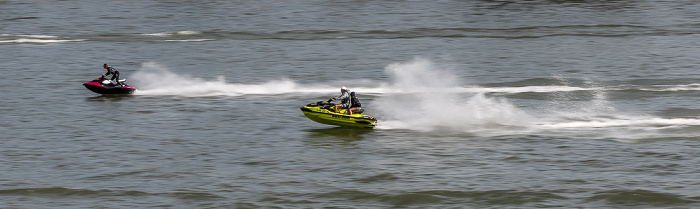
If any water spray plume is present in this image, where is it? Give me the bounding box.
[374,58,532,132]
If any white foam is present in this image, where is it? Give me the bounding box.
[538,117,700,129]
[129,62,334,97]
[176,31,201,35]
[373,58,534,132]
[0,34,83,44]
[163,39,214,42]
[15,34,60,38]
[141,32,170,37]
[641,84,700,92]
[370,58,700,139]
[0,38,85,44]
[479,86,593,93]
[141,31,202,37]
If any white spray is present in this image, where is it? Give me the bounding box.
[372,58,700,139]
[374,58,534,133]
[129,62,333,96]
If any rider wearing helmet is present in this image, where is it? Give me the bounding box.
[330,86,351,114]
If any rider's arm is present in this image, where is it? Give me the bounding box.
[334,92,349,101]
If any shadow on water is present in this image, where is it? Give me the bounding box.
[304,127,375,144]
[85,94,134,102]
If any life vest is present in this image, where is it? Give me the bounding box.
[350,91,361,107]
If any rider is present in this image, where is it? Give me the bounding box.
[347,91,362,115]
[330,86,351,114]
[101,63,122,85]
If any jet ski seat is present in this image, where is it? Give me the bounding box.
[100,79,127,85]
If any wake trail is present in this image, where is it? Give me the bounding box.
[126,61,700,140]
[370,58,700,140]
[129,62,337,96]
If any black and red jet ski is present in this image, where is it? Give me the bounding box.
[83,77,136,94]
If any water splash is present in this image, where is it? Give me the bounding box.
[374,58,534,133]
[372,58,700,139]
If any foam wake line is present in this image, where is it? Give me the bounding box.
[129,62,337,96]
[0,34,84,44]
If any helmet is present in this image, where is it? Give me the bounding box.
[341,86,347,91]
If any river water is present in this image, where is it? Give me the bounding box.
[2,0,700,208]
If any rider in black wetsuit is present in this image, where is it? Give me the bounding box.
[348,91,362,115]
[102,63,121,85]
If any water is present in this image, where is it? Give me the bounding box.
[2,0,700,208]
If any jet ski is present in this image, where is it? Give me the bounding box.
[83,77,136,94]
[300,100,377,128]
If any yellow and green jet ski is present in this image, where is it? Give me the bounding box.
[300,100,377,128]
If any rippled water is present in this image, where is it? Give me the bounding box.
[2,0,700,208]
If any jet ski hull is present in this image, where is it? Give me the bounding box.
[83,78,136,95]
[300,101,377,128]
